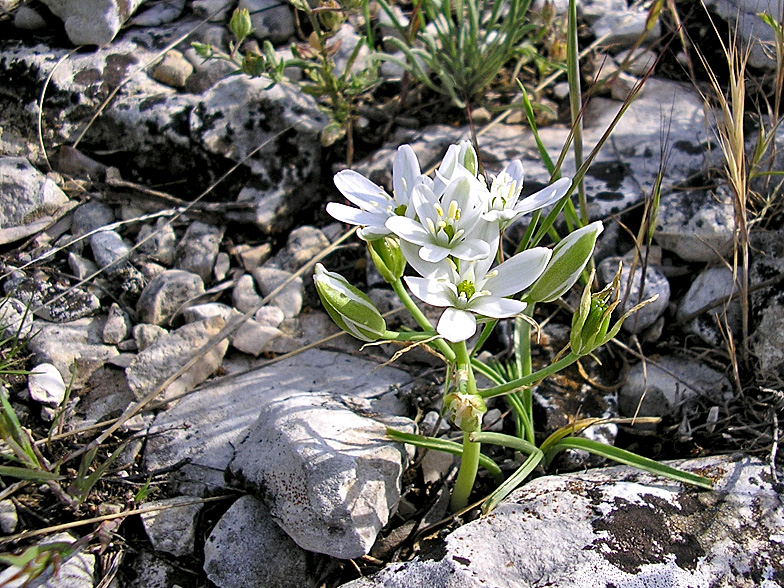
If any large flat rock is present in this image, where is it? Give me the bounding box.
[144,349,412,496]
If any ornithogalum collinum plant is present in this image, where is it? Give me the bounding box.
[316,142,712,514]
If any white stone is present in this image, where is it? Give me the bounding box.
[204,495,315,588]
[655,185,736,262]
[231,319,297,356]
[619,355,733,419]
[140,496,202,557]
[677,267,741,346]
[145,349,411,497]
[228,390,415,559]
[252,266,303,318]
[40,0,147,45]
[341,455,784,588]
[125,316,229,404]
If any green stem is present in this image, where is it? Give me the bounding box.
[480,352,581,398]
[450,341,482,512]
[391,278,456,362]
[382,330,439,341]
[451,431,481,511]
[567,0,588,225]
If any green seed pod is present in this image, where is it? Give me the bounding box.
[444,391,487,433]
[526,220,603,303]
[368,237,406,284]
[313,264,387,342]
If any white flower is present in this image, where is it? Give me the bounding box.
[483,163,572,229]
[404,247,552,342]
[432,140,480,195]
[386,176,495,264]
[327,145,425,241]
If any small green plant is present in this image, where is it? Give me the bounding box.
[193,6,379,163]
[375,0,539,109]
[316,140,712,513]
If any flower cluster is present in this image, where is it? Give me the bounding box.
[321,141,599,343]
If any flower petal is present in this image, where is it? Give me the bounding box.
[393,145,421,206]
[334,170,391,209]
[326,202,387,227]
[400,240,449,278]
[419,243,451,263]
[514,177,571,215]
[484,247,552,296]
[437,307,477,342]
[404,276,454,307]
[450,238,492,261]
[386,216,432,246]
[469,295,527,318]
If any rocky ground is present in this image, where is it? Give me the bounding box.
[0,0,783,587]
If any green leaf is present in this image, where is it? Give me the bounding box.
[0,465,63,481]
[546,437,714,490]
[386,428,503,481]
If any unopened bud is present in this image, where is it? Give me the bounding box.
[570,263,658,356]
[230,8,253,42]
[314,264,387,342]
[368,237,406,283]
[526,221,603,303]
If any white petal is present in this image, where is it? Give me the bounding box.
[502,160,525,186]
[469,296,527,318]
[451,238,492,261]
[485,247,552,296]
[393,145,421,205]
[326,202,387,227]
[357,225,393,240]
[419,243,451,262]
[437,307,477,342]
[400,240,449,278]
[514,177,571,215]
[334,170,391,209]
[404,276,454,307]
[386,216,432,246]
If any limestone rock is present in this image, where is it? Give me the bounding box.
[655,185,736,262]
[677,267,741,347]
[228,389,415,559]
[102,302,131,345]
[597,257,670,334]
[136,269,205,326]
[27,362,67,407]
[140,496,202,557]
[252,266,303,318]
[26,317,119,388]
[204,495,315,588]
[40,0,147,45]
[619,355,733,419]
[341,454,783,588]
[174,221,224,282]
[125,316,229,403]
[0,297,34,339]
[240,0,295,44]
[144,349,411,496]
[0,157,70,230]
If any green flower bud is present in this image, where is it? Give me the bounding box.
[191,42,214,60]
[526,221,603,303]
[443,391,487,433]
[368,237,406,284]
[241,51,267,78]
[569,262,657,356]
[230,8,254,42]
[313,263,387,342]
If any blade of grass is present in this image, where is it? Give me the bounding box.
[544,436,713,489]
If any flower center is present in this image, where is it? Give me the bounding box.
[457,279,476,299]
[394,204,407,216]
